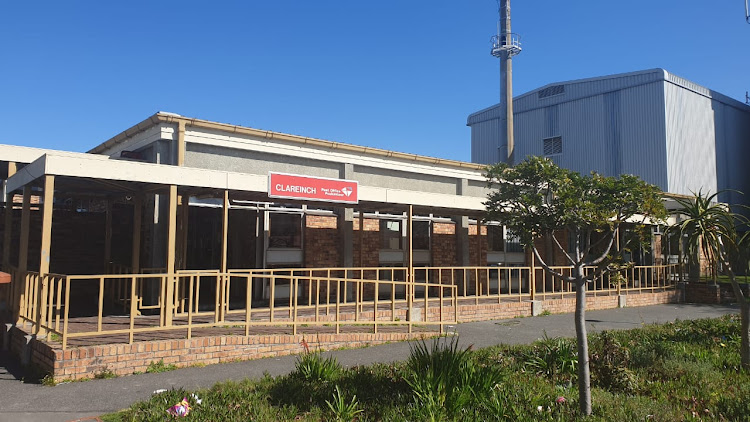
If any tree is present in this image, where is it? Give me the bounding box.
[484,156,666,416]
[672,190,750,368]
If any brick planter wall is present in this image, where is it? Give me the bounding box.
[685,282,750,304]
[4,290,682,382]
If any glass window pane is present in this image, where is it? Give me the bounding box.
[269,213,302,248]
[381,219,402,250]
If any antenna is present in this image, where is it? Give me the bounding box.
[746,0,749,23]
[491,0,521,165]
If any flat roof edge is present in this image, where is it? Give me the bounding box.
[88,113,486,172]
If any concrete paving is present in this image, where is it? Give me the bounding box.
[0,303,738,422]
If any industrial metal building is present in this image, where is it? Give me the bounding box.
[468,68,750,206]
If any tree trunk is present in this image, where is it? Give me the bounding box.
[742,301,750,369]
[718,254,750,369]
[574,267,592,416]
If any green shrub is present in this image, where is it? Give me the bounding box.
[325,385,363,421]
[292,351,341,383]
[404,337,502,421]
[523,335,578,383]
[590,331,639,393]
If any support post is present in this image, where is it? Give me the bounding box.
[358,210,364,267]
[179,194,189,269]
[37,175,55,336]
[3,163,16,317]
[530,247,536,300]
[219,190,229,322]
[15,186,31,322]
[407,205,414,305]
[164,185,177,326]
[104,199,112,271]
[2,162,17,270]
[131,196,142,273]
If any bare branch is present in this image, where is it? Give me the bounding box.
[532,247,576,283]
[586,231,616,266]
[551,233,576,266]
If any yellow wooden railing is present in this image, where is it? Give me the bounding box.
[10,264,679,350]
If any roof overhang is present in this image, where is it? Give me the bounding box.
[5,152,487,215]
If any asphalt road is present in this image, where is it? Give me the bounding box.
[0,303,738,422]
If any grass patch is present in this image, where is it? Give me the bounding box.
[94,367,118,380]
[146,359,178,374]
[102,314,749,421]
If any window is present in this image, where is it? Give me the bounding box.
[487,225,504,252]
[413,221,430,250]
[268,213,302,248]
[506,233,524,253]
[380,219,402,250]
[543,136,562,156]
[538,84,565,99]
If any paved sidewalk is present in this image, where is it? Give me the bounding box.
[0,303,738,422]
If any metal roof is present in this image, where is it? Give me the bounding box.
[467,68,750,125]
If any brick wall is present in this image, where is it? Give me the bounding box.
[468,224,487,266]
[468,225,488,294]
[51,331,428,382]
[431,223,456,285]
[354,218,379,268]
[4,289,683,382]
[533,231,570,266]
[684,282,750,304]
[304,215,340,267]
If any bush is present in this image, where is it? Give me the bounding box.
[523,335,578,383]
[403,337,502,421]
[291,351,341,383]
[590,331,639,393]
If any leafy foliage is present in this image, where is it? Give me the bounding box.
[523,335,578,383]
[671,190,750,369]
[403,337,503,421]
[484,156,666,272]
[103,316,749,421]
[325,385,363,421]
[292,350,341,383]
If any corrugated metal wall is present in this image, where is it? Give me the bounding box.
[469,69,750,203]
[473,79,669,190]
[664,82,718,197]
[696,97,750,206]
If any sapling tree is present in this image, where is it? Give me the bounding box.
[672,191,750,369]
[484,156,666,416]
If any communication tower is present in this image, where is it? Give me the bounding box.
[491,0,521,164]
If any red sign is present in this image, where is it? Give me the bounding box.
[268,172,358,204]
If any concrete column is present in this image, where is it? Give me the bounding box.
[177,121,186,166]
[338,164,354,267]
[454,179,470,266]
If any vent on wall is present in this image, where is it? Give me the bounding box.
[543,136,562,155]
[538,85,565,99]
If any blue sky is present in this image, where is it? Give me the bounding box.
[0,1,747,162]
